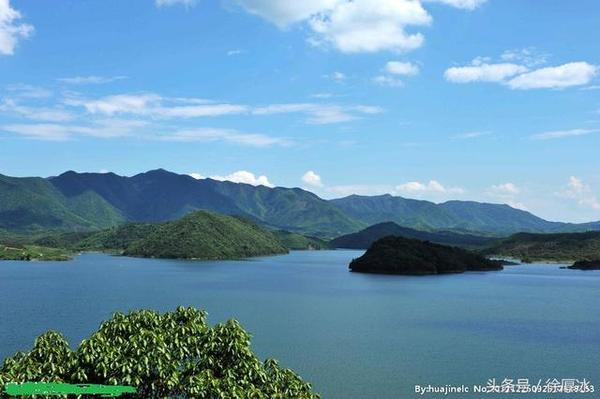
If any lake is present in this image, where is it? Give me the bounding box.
[1,251,599,398]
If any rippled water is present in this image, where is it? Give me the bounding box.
[1,251,599,398]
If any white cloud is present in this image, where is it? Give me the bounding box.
[63,93,382,124]
[558,176,600,211]
[385,61,419,76]
[326,180,464,200]
[445,54,597,90]
[445,62,528,83]
[308,0,431,53]
[57,76,127,85]
[252,102,382,124]
[0,99,74,122]
[395,180,464,195]
[0,120,289,148]
[5,83,52,99]
[490,183,520,195]
[330,71,346,82]
[160,127,291,147]
[0,119,146,141]
[188,172,205,180]
[500,47,548,67]
[0,0,33,55]
[226,49,245,56]
[234,0,484,54]
[507,62,597,90]
[302,170,323,187]
[210,170,274,187]
[531,128,599,140]
[453,131,491,139]
[373,75,404,87]
[64,93,249,118]
[424,0,487,10]
[155,0,198,7]
[234,0,341,28]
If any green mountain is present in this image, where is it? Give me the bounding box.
[330,222,495,249]
[49,170,363,238]
[0,174,123,232]
[123,210,288,259]
[2,170,600,238]
[485,231,600,262]
[349,236,503,275]
[330,194,593,235]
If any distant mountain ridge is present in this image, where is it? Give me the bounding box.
[0,169,599,237]
[331,194,600,235]
[330,222,496,249]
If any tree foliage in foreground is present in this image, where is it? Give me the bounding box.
[0,307,319,398]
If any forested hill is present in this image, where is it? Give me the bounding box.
[485,231,600,262]
[1,169,599,238]
[330,222,495,249]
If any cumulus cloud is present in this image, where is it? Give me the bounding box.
[506,62,597,90]
[308,0,431,53]
[445,54,597,90]
[385,61,420,76]
[0,0,34,55]
[235,0,483,54]
[210,170,274,187]
[484,182,528,210]
[500,47,548,67]
[424,0,487,10]
[188,173,205,180]
[444,62,528,83]
[531,128,599,140]
[375,61,419,87]
[558,176,600,211]
[490,183,520,195]
[326,180,465,200]
[302,170,323,187]
[395,180,464,195]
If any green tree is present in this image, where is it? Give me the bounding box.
[0,307,319,399]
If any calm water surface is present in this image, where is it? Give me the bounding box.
[1,251,599,398]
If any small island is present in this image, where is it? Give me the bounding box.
[349,236,503,275]
[568,260,600,270]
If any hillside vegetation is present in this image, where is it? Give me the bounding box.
[2,170,600,237]
[485,231,600,262]
[274,230,331,250]
[350,236,503,275]
[0,174,123,232]
[0,307,319,398]
[0,245,71,261]
[124,211,288,259]
[331,222,495,249]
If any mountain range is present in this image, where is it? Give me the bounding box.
[1,169,599,238]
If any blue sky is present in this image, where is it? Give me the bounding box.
[0,0,599,222]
